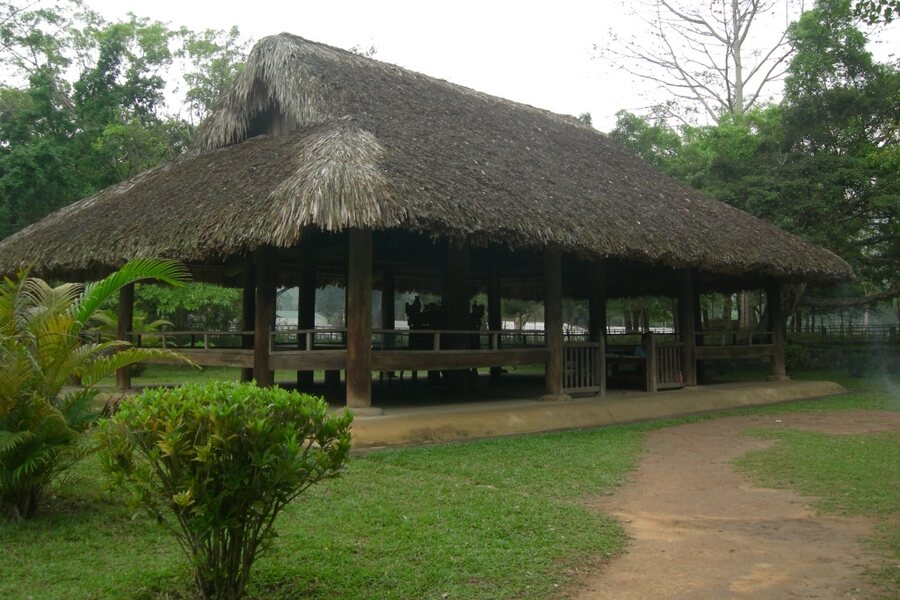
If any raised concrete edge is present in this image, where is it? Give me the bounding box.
[349,380,847,450]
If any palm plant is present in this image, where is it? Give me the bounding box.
[89,308,174,376]
[0,259,191,520]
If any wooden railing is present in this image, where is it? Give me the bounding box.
[693,330,775,361]
[789,324,898,344]
[653,341,684,390]
[270,328,547,352]
[563,342,602,394]
[127,330,252,349]
[696,330,774,346]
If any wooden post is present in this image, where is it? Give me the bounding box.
[677,269,698,386]
[296,252,316,391]
[443,242,471,389]
[767,281,789,381]
[324,370,343,402]
[588,266,607,397]
[240,263,255,382]
[444,243,470,336]
[379,268,396,383]
[346,229,373,408]
[645,334,658,393]
[253,248,276,387]
[542,250,570,401]
[116,283,135,391]
[381,268,396,338]
[487,257,502,385]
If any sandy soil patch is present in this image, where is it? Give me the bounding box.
[570,411,899,599]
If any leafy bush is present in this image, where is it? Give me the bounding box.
[784,343,810,370]
[0,259,190,520]
[97,382,353,600]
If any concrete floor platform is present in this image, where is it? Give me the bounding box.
[349,380,846,450]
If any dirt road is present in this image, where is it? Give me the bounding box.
[572,411,900,599]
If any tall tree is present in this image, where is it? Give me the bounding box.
[599,0,801,123]
[780,0,899,299]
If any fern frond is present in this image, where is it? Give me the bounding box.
[74,259,190,328]
[79,348,194,387]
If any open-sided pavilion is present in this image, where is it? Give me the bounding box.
[0,34,852,411]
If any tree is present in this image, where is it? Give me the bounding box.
[599,0,801,123]
[780,0,899,299]
[852,0,899,23]
[0,1,249,240]
[178,26,249,124]
[609,109,683,168]
[137,283,241,332]
[0,259,191,520]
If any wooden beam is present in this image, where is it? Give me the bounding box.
[767,282,789,381]
[543,250,569,400]
[270,350,347,371]
[253,248,276,386]
[240,262,255,382]
[297,251,316,391]
[487,257,502,384]
[372,348,549,371]
[346,229,373,408]
[677,269,698,386]
[588,266,607,397]
[116,283,135,391]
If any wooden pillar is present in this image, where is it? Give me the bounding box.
[588,266,607,396]
[253,248,276,387]
[444,242,471,335]
[240,263,255,382]
[645,333,658,393]
[543,250,569,401]
[296,252,316,391]
[379,268,397,383]
[381,268,396,334]
[346,229,373,408]
[677,269,698,386]
[442,242,472,389]
[767,281,789,381]
[116,283,135,391]
[487,257,502,384]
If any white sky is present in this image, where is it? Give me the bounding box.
[87,0,899,131]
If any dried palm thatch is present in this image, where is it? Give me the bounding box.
[0,33,851,282]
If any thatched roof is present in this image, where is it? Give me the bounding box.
[0,33,851,283]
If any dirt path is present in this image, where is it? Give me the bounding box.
[572,411,900,600]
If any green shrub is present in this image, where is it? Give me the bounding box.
[784,343,810,370]
[0,259,190,520]
[97,382,353,600]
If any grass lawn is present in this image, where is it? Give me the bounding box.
[0,426,640,599]
[3,368,898,599]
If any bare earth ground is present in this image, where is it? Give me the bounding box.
[571,411,900,600]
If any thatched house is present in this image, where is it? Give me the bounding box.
[0,34,851,408]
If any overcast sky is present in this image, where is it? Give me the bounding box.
[89,0,899,131]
